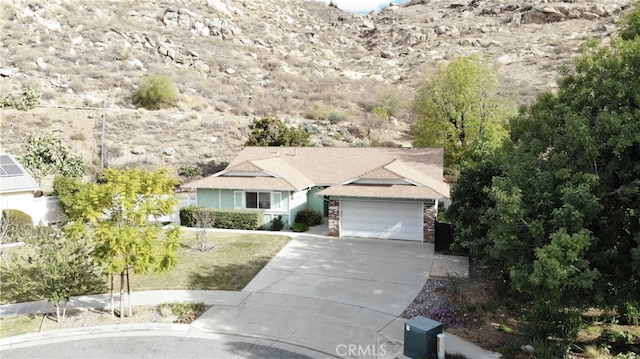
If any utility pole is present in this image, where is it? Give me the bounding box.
[101,99,107,169]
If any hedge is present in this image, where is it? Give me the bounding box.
[180,207,264,230]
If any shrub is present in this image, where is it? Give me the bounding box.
[291,222,308,232]
[245,117,311,147]
[19,133,85,180]
[178,165,202,178]
[0,87,41,111]
[294,208,323,226]
[271,215,284,231]
[310,102,347,124]
[1,209,33,243]
[624,301,640,326]
[133,74,177,110]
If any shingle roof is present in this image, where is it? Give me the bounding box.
[183,147,449,199]
[0,153,40,194]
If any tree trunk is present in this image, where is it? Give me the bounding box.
[126,267,132,318]
[55,303,60,323]
[110,273,114,317]
[119,270,125,318]
[61,301,67,322]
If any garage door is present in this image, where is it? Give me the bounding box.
[340,200,423,241]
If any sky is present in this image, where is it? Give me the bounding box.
[315,0,409,14]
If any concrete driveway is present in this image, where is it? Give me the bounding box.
[191,235,437,358]
[2,233,483,359]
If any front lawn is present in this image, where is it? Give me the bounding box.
[0,231,291,304]
[130,231,290,291]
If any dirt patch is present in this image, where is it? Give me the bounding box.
[38,306,168,332]
[403,259,531,358]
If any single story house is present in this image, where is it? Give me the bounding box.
[182,147,450,242]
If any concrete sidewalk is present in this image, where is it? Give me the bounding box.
[1,234,500,359]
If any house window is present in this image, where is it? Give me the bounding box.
[272,192,282,210]
[234,191,283,210]
[245,191,271,209]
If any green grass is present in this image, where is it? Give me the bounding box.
[130,232,290,291]
[1,231,291,304]
[0,232,289,337]
[0,314,42,337]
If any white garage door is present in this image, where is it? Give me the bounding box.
[340,200,423,241]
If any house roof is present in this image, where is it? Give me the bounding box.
[183,147,449,199]
[0,153,40,194]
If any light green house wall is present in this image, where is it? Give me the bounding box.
[196,189,221,208]
[196,188,295,227]
[307,186,326,216]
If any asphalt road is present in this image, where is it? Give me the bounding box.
[1,335,315,359]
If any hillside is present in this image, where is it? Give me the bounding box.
[0,0,634,178]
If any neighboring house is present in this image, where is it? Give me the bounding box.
[182,147,450,242]
[0,153,40,224]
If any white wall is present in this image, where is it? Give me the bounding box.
[0,193,66,225]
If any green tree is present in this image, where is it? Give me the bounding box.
[132,74,177,110]
[245,117,311,146]
[451,36,640,320]
[410,55,511,168]
[64,167,181,317]
[445,151,505,256]
[618,2,640,41]
[19,133,85,181]
[1,226,104,322]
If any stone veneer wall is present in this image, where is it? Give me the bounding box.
[423,201,437,243]
[327,199,340,237]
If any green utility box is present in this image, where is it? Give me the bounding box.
[403,316,443,359]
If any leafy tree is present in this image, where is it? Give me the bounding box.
[63,167,181,317]
[451,36,640,319]
[245,117,311,147]
[410,55,511,168]
[445,151,504,256]
[618,2,640,41]
[1,226,104,322]
[19,133,84,181]
[132,74,177,110]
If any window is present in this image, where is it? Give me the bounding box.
[235,191,283,210]
[245,191,271,209]
[272,192,282,210]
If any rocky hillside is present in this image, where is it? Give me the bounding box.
[0,0,634,178]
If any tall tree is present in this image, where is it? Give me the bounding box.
[450,36,640,314]
[63,167,181,317]
[410,55,511,168]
